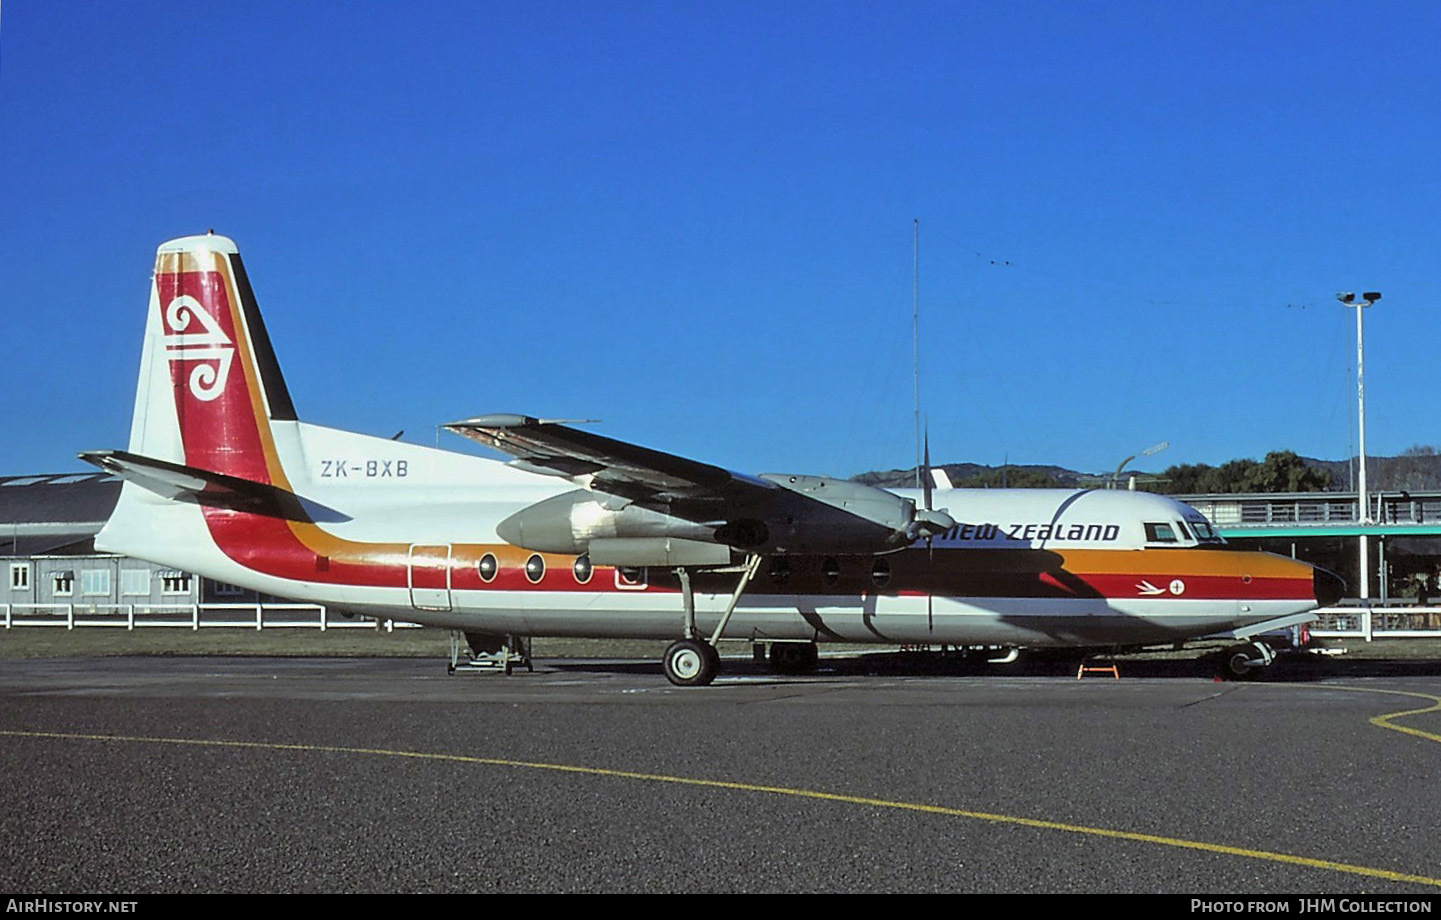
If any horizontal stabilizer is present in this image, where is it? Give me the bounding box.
[78,449,346,523]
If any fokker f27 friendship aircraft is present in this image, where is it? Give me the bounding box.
[82,234,1342,685]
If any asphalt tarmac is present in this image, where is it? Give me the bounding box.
[3,651,1440,894]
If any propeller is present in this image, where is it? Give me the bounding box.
[921,428,941,632]
[922,429,933,521]
[914,428,953,538]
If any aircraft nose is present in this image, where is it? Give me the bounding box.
[1313,566,1345,607]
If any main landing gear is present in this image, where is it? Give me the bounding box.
[662,637,721,687]
[661,555,763,687]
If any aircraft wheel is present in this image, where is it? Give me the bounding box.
[1218,645,1260,681]
[663,638,719,687]
[769,642,819,675]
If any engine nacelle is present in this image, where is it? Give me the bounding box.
[754,474,953,553]
[496,476,954,563]
[496,490,715,555]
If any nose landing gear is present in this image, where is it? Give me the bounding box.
[1217,639,1276,681]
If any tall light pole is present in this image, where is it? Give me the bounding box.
[1112,441,1169,490]
[1338,291,1382,600]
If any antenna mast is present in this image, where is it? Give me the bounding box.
[912,218,921,489]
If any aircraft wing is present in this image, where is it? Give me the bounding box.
[444,414,778,509]
[445,414,953,556]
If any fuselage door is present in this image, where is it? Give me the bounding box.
[408,543,453,611]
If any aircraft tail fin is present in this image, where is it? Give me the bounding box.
[116,233,297,487]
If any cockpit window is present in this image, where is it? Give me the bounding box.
[1186,518,1223,543]
[1174,520,1193,540]
[1144,522,1178,543]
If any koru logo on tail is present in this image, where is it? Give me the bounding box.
[163,294,235,401]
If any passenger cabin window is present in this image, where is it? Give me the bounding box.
[1144,522,1178,543]
[572,555,593,585]
[768,557,790,585]
[477,554,498,583]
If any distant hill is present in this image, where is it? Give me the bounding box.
[1300,450,1441,493]
[854,463,1096,490]
[854,449,1441,493]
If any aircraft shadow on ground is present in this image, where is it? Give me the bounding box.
[543,651,1441,682]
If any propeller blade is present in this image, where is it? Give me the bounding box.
[923,428,933,511]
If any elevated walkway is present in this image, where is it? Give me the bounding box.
[1177,490,1441,537]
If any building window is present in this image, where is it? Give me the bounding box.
[120,569,150,596]
[81,569,111,597]
[9,563,30,591]
[52,573,73,597]
[213,582,246,596]
[161,575,192,595]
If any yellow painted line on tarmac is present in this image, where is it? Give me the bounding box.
[1327,685,1441,745]
[4,727,1440,889]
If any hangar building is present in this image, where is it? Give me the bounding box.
[1,472,270,613]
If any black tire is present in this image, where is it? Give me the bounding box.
[663,639,719,687]
[1218,645,1259,681]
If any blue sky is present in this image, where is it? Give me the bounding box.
[2,1,1438,479]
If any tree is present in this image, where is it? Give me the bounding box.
[1150,451,1330,494]
[1244,451,1332,493]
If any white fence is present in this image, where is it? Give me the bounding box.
[1309,606,1441,641]
[6,602,1438,643]
[1,602,412,631]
